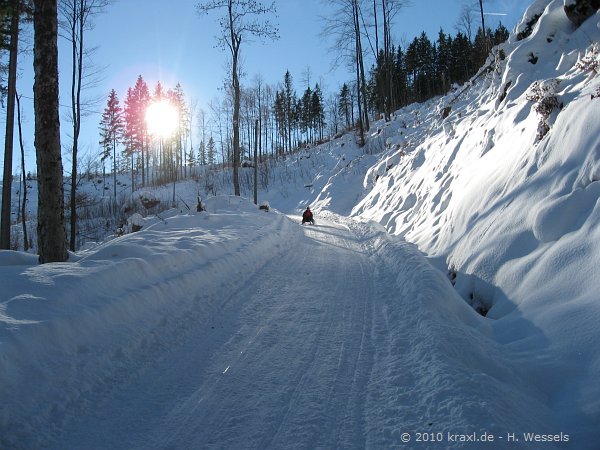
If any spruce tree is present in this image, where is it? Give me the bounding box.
[338,83,351,129]
[100,88,124,202]
[207,136,216,165]
[124,76,150,186]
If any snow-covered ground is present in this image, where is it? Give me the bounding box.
[2,0,600,448]
[0,199,574,449]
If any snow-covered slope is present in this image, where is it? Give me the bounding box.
[326,0,600,438]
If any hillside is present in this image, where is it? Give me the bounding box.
[337,0,600,438]
[305,0,600,439]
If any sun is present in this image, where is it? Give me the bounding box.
[145,100,179,137]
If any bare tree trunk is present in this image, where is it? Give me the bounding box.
[228,2,241,195]
[33,0,68,263]
[479,0,488,53]
[16,93,29,251]
[232,49,241,195]
[1,0,20,249]
[382,0,391,120]
[68,0,84,251]
[354,48,365,146]
[352,0,365,145]
[59,0,108,250]
[253,119,258,204]
[373,0,379,55]
[353,0,370,133]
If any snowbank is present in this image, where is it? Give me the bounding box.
[0,196,299,449]
[343,1,600,442]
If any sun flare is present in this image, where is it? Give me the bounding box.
[145,100,179,137]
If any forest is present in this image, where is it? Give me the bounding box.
[96,21,509,193]
[0,0,508,260]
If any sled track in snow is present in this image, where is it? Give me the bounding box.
[31,214,562,449]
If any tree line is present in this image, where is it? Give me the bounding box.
[1,0,512,261]
[367,23,509,117]
[100,9,508,192]
[98,69,328,185]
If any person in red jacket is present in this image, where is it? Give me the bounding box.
[302,207,315,225]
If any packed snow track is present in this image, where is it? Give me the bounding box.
[1,199,567,449]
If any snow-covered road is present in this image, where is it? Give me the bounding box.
[51,218,386,449]
[1,200,567,449]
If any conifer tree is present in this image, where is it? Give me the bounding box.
[198,140,206,165]
[301,85,312,141]
[338,83,352,128]
[100,88,124,203]
[207,136,216,165]
[170,83,188,179]
[283,70,294,153]
[126,76,150,186]
[311,84,325,141]
[187,146,196,170]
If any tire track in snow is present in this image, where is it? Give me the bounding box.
[148,218,384,450]
[264,225,377,449]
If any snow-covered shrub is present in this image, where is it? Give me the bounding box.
[576,42,600,76]
[139,191,160,211]
[526,79,561,141]
[528,52,539,64]
[128,213,144,233]
[516,13,541,41]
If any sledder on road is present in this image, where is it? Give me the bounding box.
[302,207,315,225]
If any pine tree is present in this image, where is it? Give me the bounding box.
[338,83,351,129]
[187,146,196,169]
[207,136,216,165]
[198,140,206,165]
[124,75,150,185]
[99,88,124,202]
[436,29,452,95]
[301,85,312,141]
[283,70,294,153]
[170,82,188,179]
[311,84,325,141]
[273,90,286,155]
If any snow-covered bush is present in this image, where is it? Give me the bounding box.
[127,213,144,233]
[526,79,561,141]
[576,42,600,76]
[516,13,541,41]
[139,191,160,211]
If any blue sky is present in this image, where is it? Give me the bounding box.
[2,0,530,174]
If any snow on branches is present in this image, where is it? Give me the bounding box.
[526,79,561,142]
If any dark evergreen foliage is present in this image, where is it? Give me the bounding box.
[367,23,510,116]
